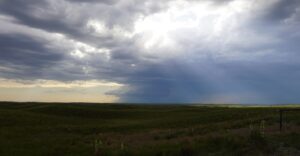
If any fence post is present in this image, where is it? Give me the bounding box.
[279,109,283,132]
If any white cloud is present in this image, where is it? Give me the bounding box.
[70,40,111,59]
[86,19,135,39]
[131,0,281,60]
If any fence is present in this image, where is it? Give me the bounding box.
[279,108,300,132]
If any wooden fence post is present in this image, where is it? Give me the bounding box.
[279,109,283,132]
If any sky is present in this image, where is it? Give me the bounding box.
[0,0,299,104]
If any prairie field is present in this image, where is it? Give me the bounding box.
[0,102,300,156]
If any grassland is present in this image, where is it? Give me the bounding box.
[0,102,300,156]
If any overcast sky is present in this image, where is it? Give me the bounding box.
[0,0,299,104]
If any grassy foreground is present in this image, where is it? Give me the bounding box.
[0,102,300,156]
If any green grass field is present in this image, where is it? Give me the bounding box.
[0,102,300,156]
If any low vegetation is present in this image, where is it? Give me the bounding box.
[0,102,299,155]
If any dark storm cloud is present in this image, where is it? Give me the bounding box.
[218,61,300,104]
[0,0,149,81]
[0,34,65,79]
[112,58,300,104]
[265,0,300,22]
[0,0,87,41]
[0,0,300,104]
[0,0,168,47]
[0,34,61,66]
[112,62,216,103]
[66,0,119,5]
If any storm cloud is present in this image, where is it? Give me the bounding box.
[0,0,300,104]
